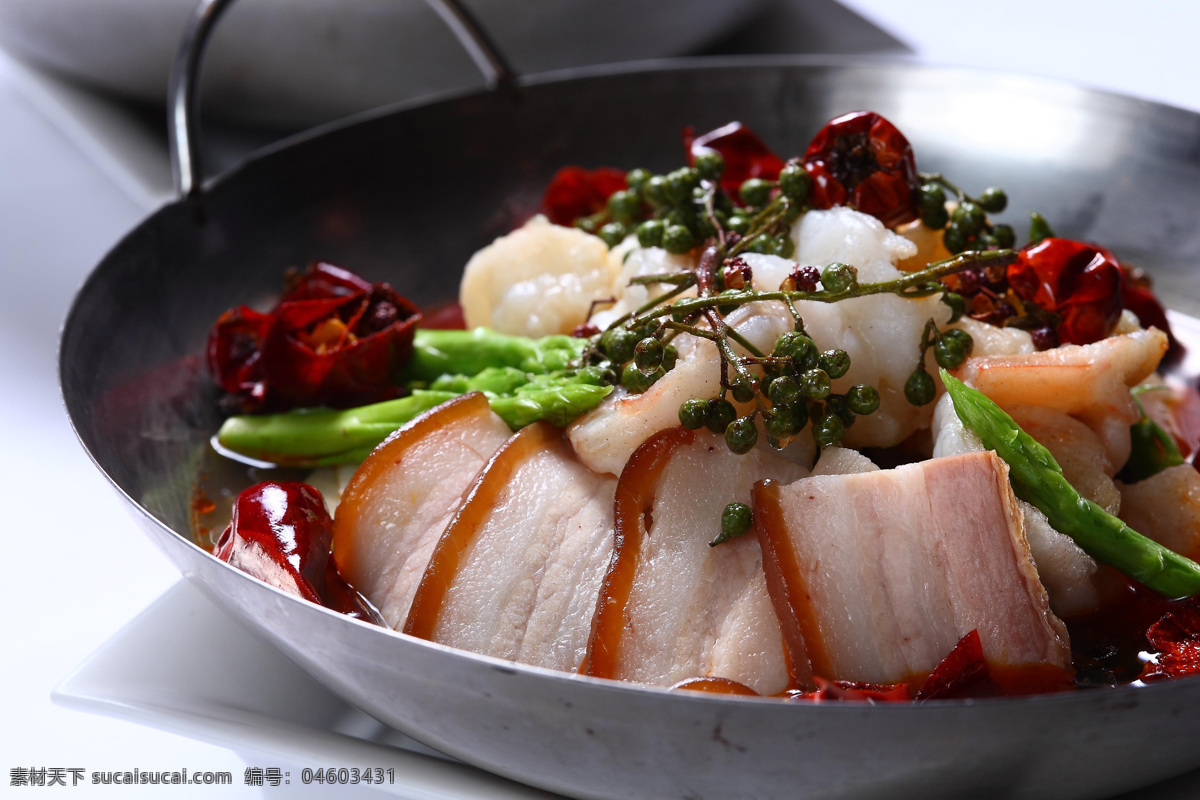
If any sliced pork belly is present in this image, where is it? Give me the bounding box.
[331,393,513,629]
[584,428,806,695]
[404,422,616,673]
[955,328,1167,469]
[754,451,1071,688]
[931,393,1119,618]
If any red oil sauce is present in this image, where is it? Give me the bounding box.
[1066,579,1182,687]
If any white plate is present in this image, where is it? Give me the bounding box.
[54,577,1200,800]
[53,579,565,799]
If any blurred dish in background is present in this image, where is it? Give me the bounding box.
[0,0,767,128]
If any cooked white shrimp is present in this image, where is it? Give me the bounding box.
[954,317,1035,357]
[1007,404,1121,514]
[956,328,1168,469]
[1119,465,1200,563]
[570,208,947,472]
[459,215,619,337]
[568,300,816,476]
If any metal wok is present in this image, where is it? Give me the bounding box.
[61,4,1200,797]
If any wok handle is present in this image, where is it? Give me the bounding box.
[168,0,516,200]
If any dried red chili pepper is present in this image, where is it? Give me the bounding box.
[216,481,384,624]
[208,262,421,412]
[803,111,921,228]
[685,122,785,197]
[214,481,334,605]
[1139,599,1200,681]
[540,166,627,226]
[915,629,991,700]
[1119,264,1182,363]
[1007,238,1123,346]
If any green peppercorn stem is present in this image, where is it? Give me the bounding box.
[942,370,1200,598]
[631,251,1017,328]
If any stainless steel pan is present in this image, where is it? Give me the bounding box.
[61,2,1200,797]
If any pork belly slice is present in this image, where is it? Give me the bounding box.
[404,422,616,673]
[584,428,806,695]
[754,451,1071,688]
[331,393,513,629]
[932,393,1123,619]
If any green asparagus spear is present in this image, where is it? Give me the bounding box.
[216,390,458,466]
[941,369,1200,598]
[490,380,612,428]
[402,329,588,382]
[216,375,612,467]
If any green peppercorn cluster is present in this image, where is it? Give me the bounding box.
[675,324,882,454]
[903,319,975,406]
[916,174,1014,255]
[573,154,812,257]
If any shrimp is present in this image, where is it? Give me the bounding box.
[569,208,949,472]
[1119,465,1200,563]
[459,216,620,337]
[955,327,1168,469]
